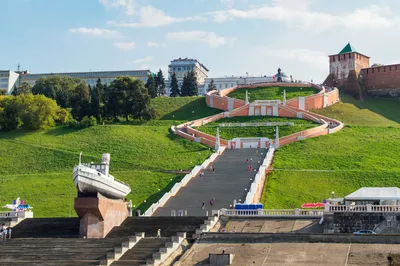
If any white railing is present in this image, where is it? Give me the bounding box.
[219,122,294,127]
[327,204,400,213]
[220,208,323,217]
[0,211,18,218]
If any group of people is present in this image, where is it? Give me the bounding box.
[246,158,255,171]
[0,226,12,241]
[202,197,216,209]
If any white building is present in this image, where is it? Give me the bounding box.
[166,58,209,95]
[0,70,20,94]
[19,70,151,88]
[0,69,151,94]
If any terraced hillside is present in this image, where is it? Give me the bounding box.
[262,94,400,209]
[0,97,220,217]
[197,116,318,140]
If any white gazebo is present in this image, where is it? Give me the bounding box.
[344,187,400,206]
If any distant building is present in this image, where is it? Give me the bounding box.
[200,74,292,95]
[20,70,151,88]
[1,69,151,94]
[166,58,209,95]
[327,42,370,86]
[0,70,20,94]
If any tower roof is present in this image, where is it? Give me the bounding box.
[339,42,356,54]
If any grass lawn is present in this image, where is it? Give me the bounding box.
[197,116,318,140]
[0,97,217,217]
[262,94,400,209]
[228,86,319,102]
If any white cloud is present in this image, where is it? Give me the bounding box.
[258,47,327,71]
[132,56,154,64]
[208,3,399,33]
[99,0,136,15]
[68,27,121,38]
[167,31,235,48]
[113,41,136,51]
[221,0,234,8]
[147,41,166,48]
[108,6,204,28]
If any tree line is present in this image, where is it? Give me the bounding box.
[145,69,200,98]
[11,75,155,125]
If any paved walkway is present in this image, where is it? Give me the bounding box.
[153,149,267,216]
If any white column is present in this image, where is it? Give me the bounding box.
[298,97,305,110]
[209,95,214,108]
[272,105,278,116]
[228,98,234,110]
[283,89,287,106]
[245,90,249,104]
[215,127,220,150]
[275,126,280,148]
[324,93,329,107]
[249,104,255,116]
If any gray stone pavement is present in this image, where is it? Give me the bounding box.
[153,149,267,216]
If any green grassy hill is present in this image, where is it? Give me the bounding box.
[0,96,220,217]
[197,116,318,140]
[262,94,400,208]
[228,86,318,101]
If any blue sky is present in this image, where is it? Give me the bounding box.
[2,0,400,82]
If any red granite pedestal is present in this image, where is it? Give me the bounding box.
[74,197,128,238]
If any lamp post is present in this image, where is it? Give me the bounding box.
[341,113,344,124]
[68,184,72,217]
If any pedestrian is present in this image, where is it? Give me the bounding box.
[250,158,253,163]
[0,228,3,242]
[212,167,215,173]
[246,159,249,164]
[3,228,7,241]
[233,226,237,233]
[8,227,12,239]
[157,228,161,238]
[202,201,205,209]
[210,199,213,206]
[210,164,213,170]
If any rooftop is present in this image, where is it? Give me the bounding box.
[169,58,209,71]
[345,187,400,200]
[339,42,356,54]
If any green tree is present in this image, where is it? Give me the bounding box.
[31,75,80,108]
[91,78,102,122]
[169,72,180,97]
[180,73,190,97]
[188,70,198,96]
[12,82,32,96]
[145,74,157,98]
[0,96,20,131]
[156,69,166,96]
[207,79,216,92]
[0,90,7,96]
[55,107,69,124]
[15,94,59,130]
[70,82,91,121]
[107,76,152,121]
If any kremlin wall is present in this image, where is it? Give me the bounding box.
[324,43,400,99]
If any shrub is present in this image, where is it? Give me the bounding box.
[79,116,97,128]
[67,118,78,128]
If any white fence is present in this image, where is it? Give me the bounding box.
[220,208,323,218]
[0,211,33,219]
[244,147,275,204]
[219,122,294,127]
[142,146,227,216]
[327,204,400,213]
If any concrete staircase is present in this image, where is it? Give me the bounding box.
[0,238,122,266]
[111,237,169,266]
[11,218,80,238]
[153,149,267,216]
[107,217,206,239]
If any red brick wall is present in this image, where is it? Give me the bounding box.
[329,52,369,85]
[361,64,400,89]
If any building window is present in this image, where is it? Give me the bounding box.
[348,54,351,59]
[178,67,181,71]
[372,68,374,74]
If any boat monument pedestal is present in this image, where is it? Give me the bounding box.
[74,195,128,238]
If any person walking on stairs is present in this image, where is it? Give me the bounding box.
[202,201,205,209]
[157,229,161,238]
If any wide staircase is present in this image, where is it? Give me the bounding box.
[153,149,267,216]
[111,237,168,266]
[0,216,207,266]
